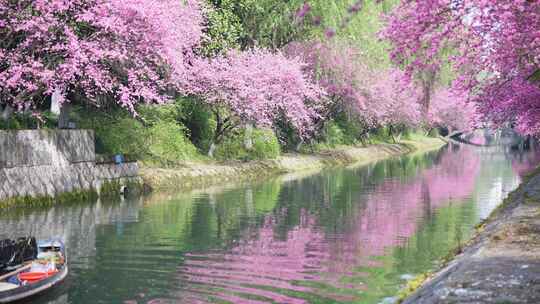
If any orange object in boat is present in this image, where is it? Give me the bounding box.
[19,270,59,283]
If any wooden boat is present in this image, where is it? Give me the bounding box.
[0,239,68,303]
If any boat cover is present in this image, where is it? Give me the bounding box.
[0,238,38,273]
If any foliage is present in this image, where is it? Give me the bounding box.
[92,117,148,158]
[137,100,217,155]
[147,121,201,165]
[215,128,281,161]
[176,97,215,152]
[0,0,203,112]
[137,104,182,126]
[200,0,244,55]
[274,1,400,67]
[383,1,540,136]
[203,0,309,50]
[320,123,347,147]
[317,115,371,147]
[0,111,55,130]
[303,0,399,68]
[202,0,397,67]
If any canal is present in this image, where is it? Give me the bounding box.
[1,142,539,304]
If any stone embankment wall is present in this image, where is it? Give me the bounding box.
[0,130,140,203]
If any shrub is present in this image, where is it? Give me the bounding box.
[321,122,347,147]
[147,121,200,165]
[93,117,149,158]
[215,128,280,161]
[137,104,181,126]
[76,107,201,165]
[0,117,23,130]
[0,111,58,130]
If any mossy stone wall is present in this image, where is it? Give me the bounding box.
[0,130,140,207]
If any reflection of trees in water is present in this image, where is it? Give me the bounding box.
[0,199,144,303]
[174,147,490,303]
[177,212,332,304]
[0,199,142,267]
[511,148,540,177]
[339,146,480,261]
[3,143,538,304]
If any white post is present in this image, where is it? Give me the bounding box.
[50,89,62,115]
[1,105,13,121]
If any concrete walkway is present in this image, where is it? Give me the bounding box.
[403,172,540,303]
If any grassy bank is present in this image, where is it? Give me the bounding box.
[141,135,445,192]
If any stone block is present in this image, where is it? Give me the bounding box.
[0,130,96,169]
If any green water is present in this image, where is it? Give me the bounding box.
[1,143,538,304]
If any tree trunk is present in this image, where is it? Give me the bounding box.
[58,104,71,129]
[420,70,436,120]
[388,125,396,143]
[295,138,304,152]
[244,123,253,150]
[208,142,217,158]
[208,110,224,158]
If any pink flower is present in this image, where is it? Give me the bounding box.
[0,0,204,112]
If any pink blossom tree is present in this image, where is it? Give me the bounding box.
[190,49,326,156]
[383,1,540,136]
[1,0,327,155]
[284,41,426,142]
[0,0,203,114]
[284,41,377,139]
[429,89,475,136]
[370,69,422,140]
[284,41,370,113]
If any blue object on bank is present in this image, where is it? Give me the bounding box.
[114,154,124,164]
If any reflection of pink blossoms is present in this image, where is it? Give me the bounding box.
[341,147,480,260]
[511,151,540,177]
[178,212,328,304]
[176,148,484,303]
